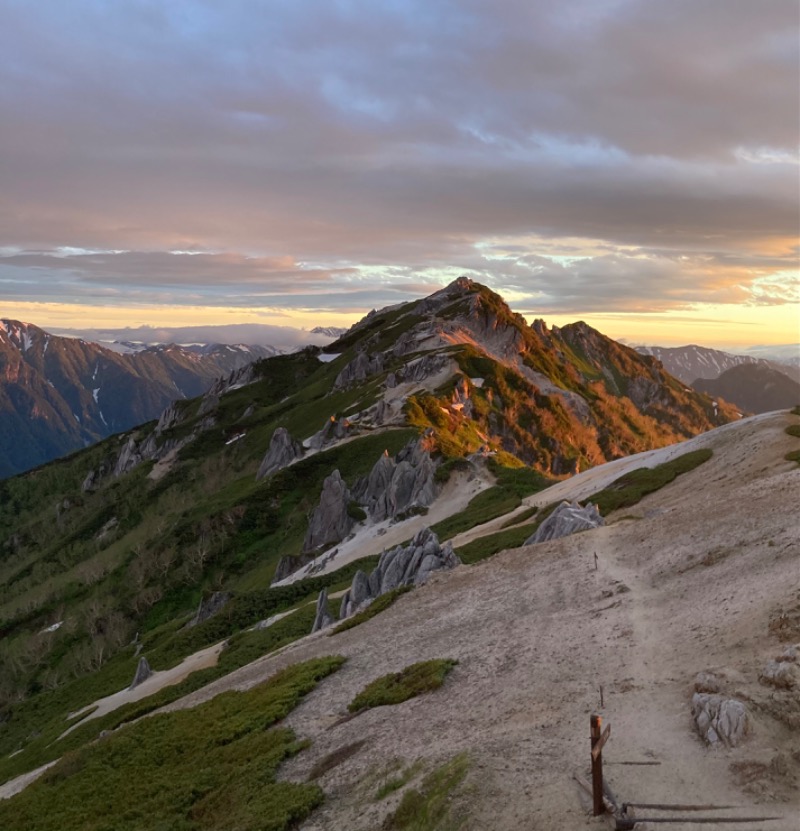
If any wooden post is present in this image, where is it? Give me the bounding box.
[591,714,604,816]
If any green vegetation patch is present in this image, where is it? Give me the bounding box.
[0,604,320,787]
[785,424,800,438]
[0,656,345,831]
[586,448,713,515]
[375,759,424,801]
[455,521,541,565]
[430,486,520,540]
[785,449,800,465]
[384,752,470,830]
[348,659,457,713]
[332,586,412,634]
[500,505,538,528]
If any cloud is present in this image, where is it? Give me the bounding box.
[0,0,796,326]
[47,323,335,350]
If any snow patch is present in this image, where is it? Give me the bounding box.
[92,387,100,403]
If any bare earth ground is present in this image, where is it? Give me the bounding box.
[154,410,800,829]
[4,411,798,828]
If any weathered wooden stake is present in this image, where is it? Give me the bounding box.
[590,713,605,816]
[594,552,598,570]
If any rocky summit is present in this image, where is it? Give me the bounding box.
[0,279,784,831]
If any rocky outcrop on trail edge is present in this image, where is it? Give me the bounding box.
[524,501,604,545]
[187,591,231,628]
[311,588,335,633]
[691,693,749,747]
[337,528,459,620]
[256,427,304,481]
[302,470,354,553]
[129,656,153,689]
[354,439,439,522]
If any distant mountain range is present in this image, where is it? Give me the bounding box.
[635,344,798,383]
[0,320,278,477]
[692,363,800,414]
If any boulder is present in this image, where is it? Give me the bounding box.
[694,672,722,694]
[759,660,798,690]
[187,591,230,628]
[311,588,335,633]
[256,427,304,481]
[82,469,99,492]
[272,552,315,584]
[302,470,354,552]
[129,656,152,690]
[524,501,604,545]
[691,693,749,747]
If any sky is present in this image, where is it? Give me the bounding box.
[0,0,798,349]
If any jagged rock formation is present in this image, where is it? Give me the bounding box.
[354,439,439,522]
[337,528,459,620]
[302,470,354,553]
[524,501,604,545]
[113,433,160,477]
[311,588,335,633]
[129,656,152,689]
[155,401,183,434]
[187,591,231,628]
[306,416,352,451]
[204,363,257,399]
[256,427,304,481]
[691,693,749,747]
[334,351,384,389]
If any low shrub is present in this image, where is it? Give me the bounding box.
[348,659,457,713]
[586,448,713,515]
[384,752,470,830]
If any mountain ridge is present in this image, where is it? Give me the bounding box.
[0,278,756,822]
